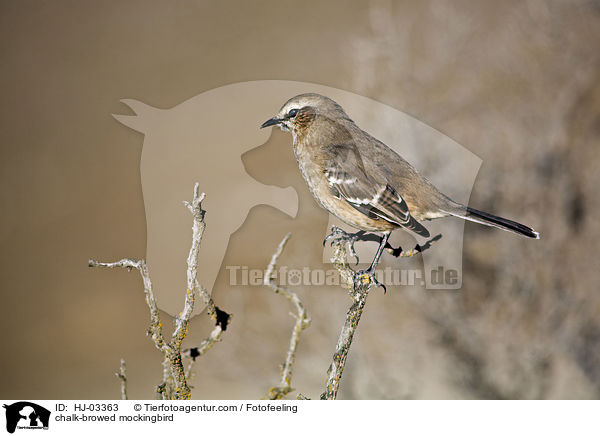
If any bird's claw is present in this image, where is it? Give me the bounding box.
[353,269,386,294]
[323,226,361,265]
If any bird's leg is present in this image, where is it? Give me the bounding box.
[324,226,406,263]
[354,232,390,293]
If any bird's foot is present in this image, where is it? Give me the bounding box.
[353,269,386,294]
[323,226,367,265]
[324,226,407,264]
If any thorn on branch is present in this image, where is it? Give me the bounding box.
[188,348,200,361]
[214,306,231,331]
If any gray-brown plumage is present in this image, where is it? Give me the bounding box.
[261,93,540,242]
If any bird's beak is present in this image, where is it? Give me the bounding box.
[260,117,281,128]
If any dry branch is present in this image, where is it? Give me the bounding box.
[90,183,230,399]
[321,230,442,399]
[264,233,311,400]
[116,358,128,400]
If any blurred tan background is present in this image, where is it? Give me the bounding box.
[1,0,599,399]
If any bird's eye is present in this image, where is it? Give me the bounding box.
[287,108,298,118]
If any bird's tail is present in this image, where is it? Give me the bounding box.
[446,206,540,239]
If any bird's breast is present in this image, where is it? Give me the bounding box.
[291,137,394,232]
[293,140,329,207]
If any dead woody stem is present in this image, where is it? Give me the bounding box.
[321,238,372,400]
[116,358,127,400]
[322,231,441,399]
[264,233,311,400]
[90,183,230,399]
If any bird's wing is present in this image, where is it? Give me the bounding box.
[324,143,430,237]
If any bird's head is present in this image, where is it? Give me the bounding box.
[261,93,350,136]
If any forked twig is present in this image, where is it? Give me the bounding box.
[90,183,230,399]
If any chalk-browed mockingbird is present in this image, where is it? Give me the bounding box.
[261,93,539,282]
